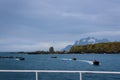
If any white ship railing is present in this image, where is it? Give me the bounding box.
[0,70,120,80]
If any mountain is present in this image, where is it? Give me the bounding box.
[63,37,110,51]
[74,37,109,45]
[62,45,72,51]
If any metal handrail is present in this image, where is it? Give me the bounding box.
[0,70,120,80]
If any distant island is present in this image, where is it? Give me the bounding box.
[17,42,120,54]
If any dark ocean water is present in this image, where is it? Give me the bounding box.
[0,52,120,80]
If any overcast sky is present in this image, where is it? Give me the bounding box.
[0,0,120,51]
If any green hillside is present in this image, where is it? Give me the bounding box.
[70,42,120,54]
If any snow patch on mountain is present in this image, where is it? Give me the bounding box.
[88,38,96,43]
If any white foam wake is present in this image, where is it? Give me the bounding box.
[58,58,94,65]
[59,58,72,61]
[78,60,93,65]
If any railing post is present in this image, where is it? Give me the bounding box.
[80,72,82,80]
[36,72,38,80]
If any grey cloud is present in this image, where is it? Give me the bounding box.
[0,0,120,51]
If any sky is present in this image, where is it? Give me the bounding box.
[0,0,120,52]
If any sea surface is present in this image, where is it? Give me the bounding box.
[0,52,120,80]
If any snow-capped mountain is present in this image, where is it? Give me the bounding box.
[74,37,109,45]
[63,37,110,51]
